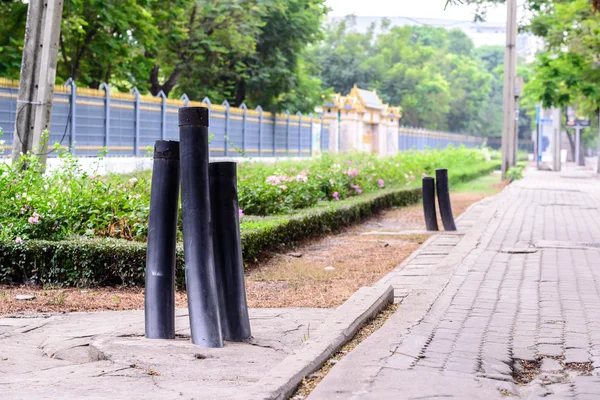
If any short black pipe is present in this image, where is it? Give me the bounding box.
[435,169,457,231]
[209,162,252,341]
[145,140,180,339]
[178,107,223,348]
[422,177,439,232]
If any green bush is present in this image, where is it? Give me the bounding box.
[0,187,420,286]
[0,144,494,243]
[506,165,524,181]
[0,160,499,287]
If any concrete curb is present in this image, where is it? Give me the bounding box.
[246,285,394,400]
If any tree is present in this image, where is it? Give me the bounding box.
[0,0,28,79]
[147,0,264,97]
[312,20,495,133]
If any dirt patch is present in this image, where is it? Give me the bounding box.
[513,359,541,385]
[565,362,594,374]
[0,287,189,316]
[245,191,492,308]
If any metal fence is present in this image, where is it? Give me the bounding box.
[398,126,484,150]
[0,78,486,157]
[0,78,328,158]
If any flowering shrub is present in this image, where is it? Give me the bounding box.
[0,144,492,243]
[237,146,490,215]
[0,148,150,242]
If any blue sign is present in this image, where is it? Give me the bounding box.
[540,118,553,124]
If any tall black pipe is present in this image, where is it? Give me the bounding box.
[209,162,252,341]
[435,169,457,231]
[145,140,180,339]
[422,177,439,232]
[178,107,223,348]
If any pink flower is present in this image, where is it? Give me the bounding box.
[15,237,23,244]
[422,173,428,178]
[101,178,107,183]
[329,179,335,187]
[16,194,21,199]
[129,177,138,185]
[356,189,363,194]
[346,161,352,165]
[332,192,340,201]
[404,173,409,179]
[350,183,359,190]
[295,174,308,183]
[346,168,359,177]
[239,209,244,217]
[266,176,281,185]
[279,185,287,190]
[378,179,385,188]
[28,216,40,224]
[132,194,141,200]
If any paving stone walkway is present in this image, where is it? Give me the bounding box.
[309,167,600,399]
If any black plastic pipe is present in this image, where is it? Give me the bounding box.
[422,177,439,232]
[209,162,252,341]
[145,140,180,339]
[435,169,457,231]
[178,107,223,348]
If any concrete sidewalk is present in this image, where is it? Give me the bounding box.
[309,167,600,399]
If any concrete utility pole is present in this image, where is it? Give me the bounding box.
[501,0,517,180]
[597,109,600,174]
[12,0,64,164]
[552,107,562,171]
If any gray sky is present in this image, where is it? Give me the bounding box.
[326,0,507,23]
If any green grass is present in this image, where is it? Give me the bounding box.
[451,170,503,194]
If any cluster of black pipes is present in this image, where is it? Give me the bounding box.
[144,107,251,348]
[422,169,457,232]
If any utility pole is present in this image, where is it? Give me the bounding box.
[12,0,64,165]
[501,0,517,180]
[552,107,562,171]
[597,109,600,174]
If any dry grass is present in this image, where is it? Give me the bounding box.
[244,191,495,308]
[0,286,190,316]
[0,176,506,315]
[292,302,400,399]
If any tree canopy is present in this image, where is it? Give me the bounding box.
[309,18,499,134]
[0,0,328,113]
[1,1,512,133]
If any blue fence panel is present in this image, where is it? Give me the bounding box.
[109,99,136,156]
[245,116,261,156]
[0,85,17,148]
[139,102,162,151]
[75,95,106,155]
[165,106,179,141]
[321,123,329,153]
[49,94,70,149]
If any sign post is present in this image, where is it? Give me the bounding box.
[574,119,590,166]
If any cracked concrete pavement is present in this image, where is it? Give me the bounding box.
[309,167,600,399]
[0,308,331,399]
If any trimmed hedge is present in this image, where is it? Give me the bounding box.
[0,161,499,287]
